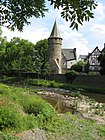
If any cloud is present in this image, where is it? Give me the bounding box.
[95,2,105,21]
[2,25,50,44]
[91,24,105,37]
[59,22,90,58]
[1,7,61,43]
[61,31,90,58]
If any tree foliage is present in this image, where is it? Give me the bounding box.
[34,39,50,75]
[70,61,86,72]
[70,61,89,73]
[49,0,97,30]
[0,33,50,74]
[0,0,47,31]
[0,37,35,73]
[0,0,97,31]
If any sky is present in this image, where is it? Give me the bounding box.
[1,0,105,59]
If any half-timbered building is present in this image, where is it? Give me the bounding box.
[87,47,101,71]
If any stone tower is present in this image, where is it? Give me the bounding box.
[48,21,62,74]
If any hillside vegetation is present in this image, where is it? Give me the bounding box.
[0,80,105,140]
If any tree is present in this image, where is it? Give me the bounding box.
[1,37,35,73]
[98,53,105,75]
[0,28,7,73]
[70,61,85,72]
[0,37,50,75]
[0,0,97,31]
[34,39,50,75]
[70,61,89,73]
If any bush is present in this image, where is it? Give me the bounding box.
[21,95,57,124]
[25,78,50,87]
[49,80,59,88]
[65,70,79,83]
[0,76,19,84]
[0,104,22,130]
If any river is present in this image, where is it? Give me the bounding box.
[28,85,105,103]
[80,92,105,103]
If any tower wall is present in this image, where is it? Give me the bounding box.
[48,37,62,74]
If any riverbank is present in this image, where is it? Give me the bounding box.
[0,83,105,140]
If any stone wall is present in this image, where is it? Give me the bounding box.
[46,74,105,88]
[73,75,105,88]
[45,74,67,83]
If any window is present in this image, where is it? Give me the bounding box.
[56,58,59,64]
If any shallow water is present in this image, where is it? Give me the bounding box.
[42,96,74,113]
[80,92,105,103]
[30,85,105,103]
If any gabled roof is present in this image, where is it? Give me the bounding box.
[62,48,76,61]
[88,46,101,58]
[50,20,62,39]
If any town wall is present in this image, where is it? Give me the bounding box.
[46,75,105,88]
[73,75,105,88]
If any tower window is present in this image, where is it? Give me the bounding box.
[56,58,59,64]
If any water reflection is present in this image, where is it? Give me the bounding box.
[42,96,74,113]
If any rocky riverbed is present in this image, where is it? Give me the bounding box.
[36,90,105,124]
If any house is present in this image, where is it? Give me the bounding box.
[87,46,101,71]
[61,48,77,72]
[78,55,87,62]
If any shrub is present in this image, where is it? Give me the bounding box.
[49,80,59,88]
[20,95,57,125]
[65,70,79,83]
[0,76,19,84]
[25,78,50,87]
[0,84,11,95]
[0,104,22,130]
[70,61,89,74]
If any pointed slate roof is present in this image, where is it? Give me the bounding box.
[50,20,62,38]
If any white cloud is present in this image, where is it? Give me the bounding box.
[2,25,50,44]
[62,31,90,58]
[59,22,90,58]
[95,2,105,21]
[90,23,105,38]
